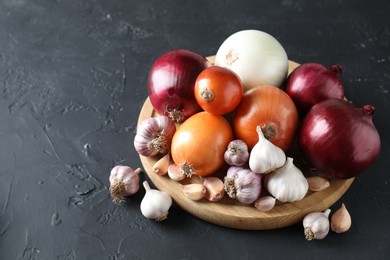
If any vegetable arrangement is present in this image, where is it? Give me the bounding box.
[113,29,381,240]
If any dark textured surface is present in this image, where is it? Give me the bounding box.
[1,0,389,259]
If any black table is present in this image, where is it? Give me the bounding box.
[1,1,389,259]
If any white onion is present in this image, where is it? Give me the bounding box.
[215,30,288,91]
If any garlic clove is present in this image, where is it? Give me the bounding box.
[153,153,170,175]
[331,203,352,233]
[109,166,141,203]
[180,183,206,201]
[307,176,330,192]
[303,209,331,241]
[202,177,225,202]
[140,181,172,221]
[254,196,276,212]
[167,163,186,181]
[249,126,286,174]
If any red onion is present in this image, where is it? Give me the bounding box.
[285,63,344,114]
[148,49,209,123]
[299,98,381,179]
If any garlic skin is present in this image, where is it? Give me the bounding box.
[249,126,286,174]
[109,166,141,203]
[254,196,276,212]
[303,209,331,241]
[265,157,308,202]
[134,116,176,157]
[224,140,249,166]
[223,166,261,204]
[331,203,352,233]
[140,181,172,221]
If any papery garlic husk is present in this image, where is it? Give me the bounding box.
[202,177,225,202]
[249,126,286,174]
[167,164,186,181]
[109,166,141,203]
[134,116,176,157]
[224,166,261,204]
[265,157,308,202]
[224,140,249,166]
[331,203,352,233]
[254,196,276,212]
[180,183,206,201]
[307,176,330,192]
[140,181,172,221]
[303,209,331,241]
[153,153,170,175]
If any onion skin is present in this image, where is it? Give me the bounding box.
[148,49,209,123]
[299,98,381,179]
[285,63,344,114]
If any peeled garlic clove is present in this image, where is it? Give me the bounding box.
[153,153,170,175]
[307,176,330,192]
[331,203,352,233]
[109,166,142,203]
[180,183,206,201]
[249,126,286,174]
[167,164,186,181]
[303,209,331,241]
[140,181,172,221]
[254,196,276,212]
[202,177,225,202]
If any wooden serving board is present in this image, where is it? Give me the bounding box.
[137,58,354,230]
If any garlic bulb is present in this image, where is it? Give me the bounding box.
[223,166,261,204]
[140,181,172,221]
[331,203,352,233]
[303,209,331,241]
[109,166,141,203]
[249,126,286,174]
[224,140,249,166]
[265,157,308,202]
[134,116,176,157]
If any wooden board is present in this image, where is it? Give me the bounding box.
[137,58,354,230]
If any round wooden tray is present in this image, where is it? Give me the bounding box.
[137,58,354,230]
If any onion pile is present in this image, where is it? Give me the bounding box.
[138,29,381,189]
